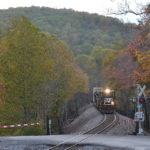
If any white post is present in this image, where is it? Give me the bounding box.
[49,120,51,135]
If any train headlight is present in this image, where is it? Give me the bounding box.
[111,101,115,105]
[105,88,111,94]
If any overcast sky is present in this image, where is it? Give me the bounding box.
[0,0,149,23]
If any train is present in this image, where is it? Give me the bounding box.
[93,87,116,113]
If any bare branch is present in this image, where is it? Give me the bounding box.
[107,0,147,16]
[109,10,146,16]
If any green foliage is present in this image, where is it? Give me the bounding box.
[0,17,89,135]
[75,55,97,88]
[75,55,96,75]
[0,17,54,123]
[21,125,45,135]
[92,46,115,66]
[0,7,137,55]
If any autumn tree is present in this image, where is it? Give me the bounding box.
[103,3,150,116]
[0,17,55,124]
[75,54,96,87]
[0,17,88,135]
[127,4,150,86]
[92,46,115,86]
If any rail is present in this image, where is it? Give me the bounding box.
[49,113,118,150]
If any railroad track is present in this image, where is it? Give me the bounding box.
[86,113,118,134]
[49,113,119,150]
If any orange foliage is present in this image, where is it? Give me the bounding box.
[103,50,137,90]
[127,25,150,84]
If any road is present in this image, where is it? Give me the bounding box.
[1,134,150,150]
[0,104,149,150]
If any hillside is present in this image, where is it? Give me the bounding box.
[0,6,137,55]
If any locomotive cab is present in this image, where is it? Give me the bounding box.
[93,87,116,114]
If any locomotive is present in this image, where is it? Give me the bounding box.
[93,87,116,113]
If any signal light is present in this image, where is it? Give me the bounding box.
[139,98,145,103]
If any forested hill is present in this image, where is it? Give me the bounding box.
[0,6,137,55]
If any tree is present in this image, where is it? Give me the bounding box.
[0,17,55,124]
[0,6,136,55]
[0,17,89,135]
[103,50,137,90]
[127,4,150,85]
[92,46,115,86]
[75,55,96,77]
[102,46,138,116]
